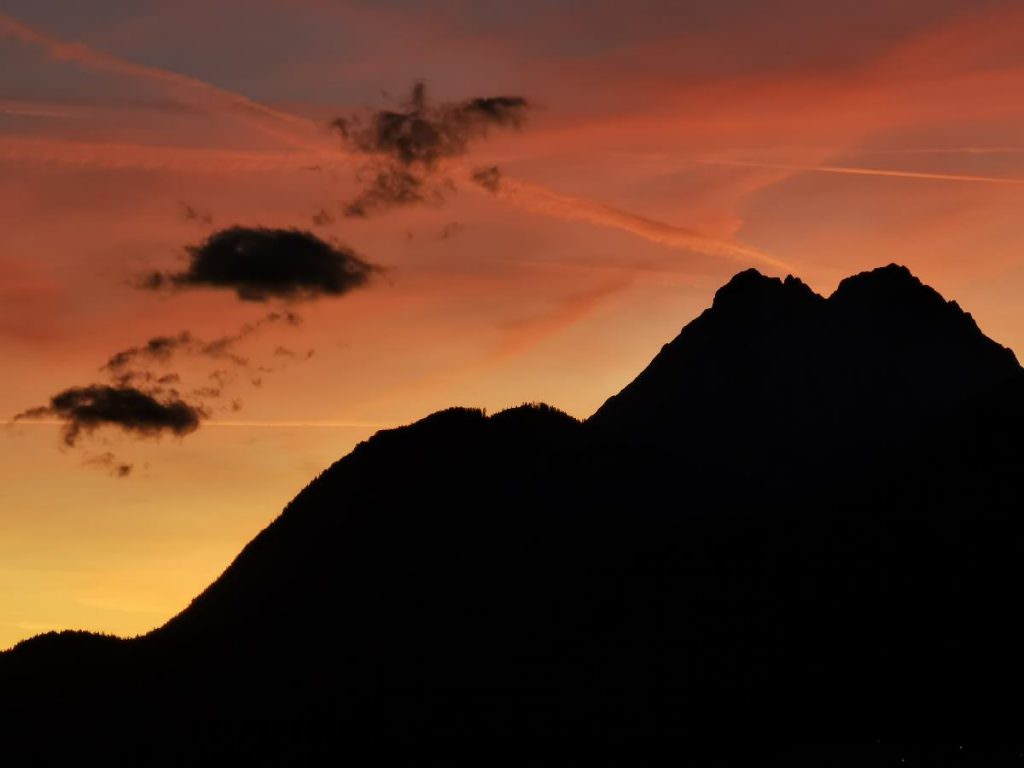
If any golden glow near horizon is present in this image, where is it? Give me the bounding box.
[3,1,1024,649]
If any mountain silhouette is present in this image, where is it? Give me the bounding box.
[592,264,1018,504]
[3,265,1023,766]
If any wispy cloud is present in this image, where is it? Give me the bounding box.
[0,11,328,151]
[485,176,788,270]
[704,159,1024,187]
[494,276,634,361]
[0,137,335,173]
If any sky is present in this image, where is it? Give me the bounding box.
[2,0,1024,649]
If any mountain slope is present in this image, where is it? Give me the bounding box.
[2,265,1023,766]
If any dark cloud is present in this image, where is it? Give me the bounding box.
[107,369,182,392]
[196,334,250,367]
[142,227,379,302]
[14,310,306,475]
[103,331,247,383]
[311,208,335,227]
[439,221,464,240]
[331,82,528,216]
[84,452,134,478]
[16,385,203,446]
[334,82,527,168]
[272,346,317,360]
[101,312,305,406]
[472,165,502,193]
[343,167,429,218]
[104,332,192,373]
[181,202,213,225]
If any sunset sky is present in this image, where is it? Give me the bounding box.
[3,0,1024,649]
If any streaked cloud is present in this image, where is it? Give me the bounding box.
[0,10,327,151]
[487,176,787,269]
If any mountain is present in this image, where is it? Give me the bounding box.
[591,264,1019,503]
[3,265,1023,766]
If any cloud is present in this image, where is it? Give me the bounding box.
[311,208,335,227]
[494,276,634,361]
[333,82,527,168]
[0,137,336,174]
[143,227,380,302]
[84,452,134,478]
[472,166,502,193]
[13,306,307,474]
[103,331,246,383]
[332,82,528,216]
[102,312,304,402]
[439,222,464,240]
[486,176,789,270]
[181,202,213,225]
[104,332,193,374]
[15,385,203,446]
[343,166,432,217]
[0,11,328,153]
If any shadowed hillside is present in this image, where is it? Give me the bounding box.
[3,265,1023,766]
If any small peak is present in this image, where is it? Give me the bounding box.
[783,274,808,289]
[723,267,773,287]
[877,262,914,278]
[490,402,580,432]
[828,264,968,324]
[713,269,780,307]
[831,264,930,303]
[713,269,819,311]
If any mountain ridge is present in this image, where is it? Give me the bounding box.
[3,264,1023,765]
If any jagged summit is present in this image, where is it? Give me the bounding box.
[711,267,820,312]
[830,263,965,325]
[589,264,1020,498]
[713,263,982,323]
[599,263,1019,407]
[831,262,929,301]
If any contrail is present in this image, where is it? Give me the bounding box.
[493,275,635,361]
[0,99,89,118]
[705,159,1024,186]
[0,12,331,152]
[0,135,785,276]
[0,136,338,173]
[868,147,1024,156]
[0,14,783,273]
[488,176,789,270]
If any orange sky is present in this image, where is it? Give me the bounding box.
[3,0,1024,649]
